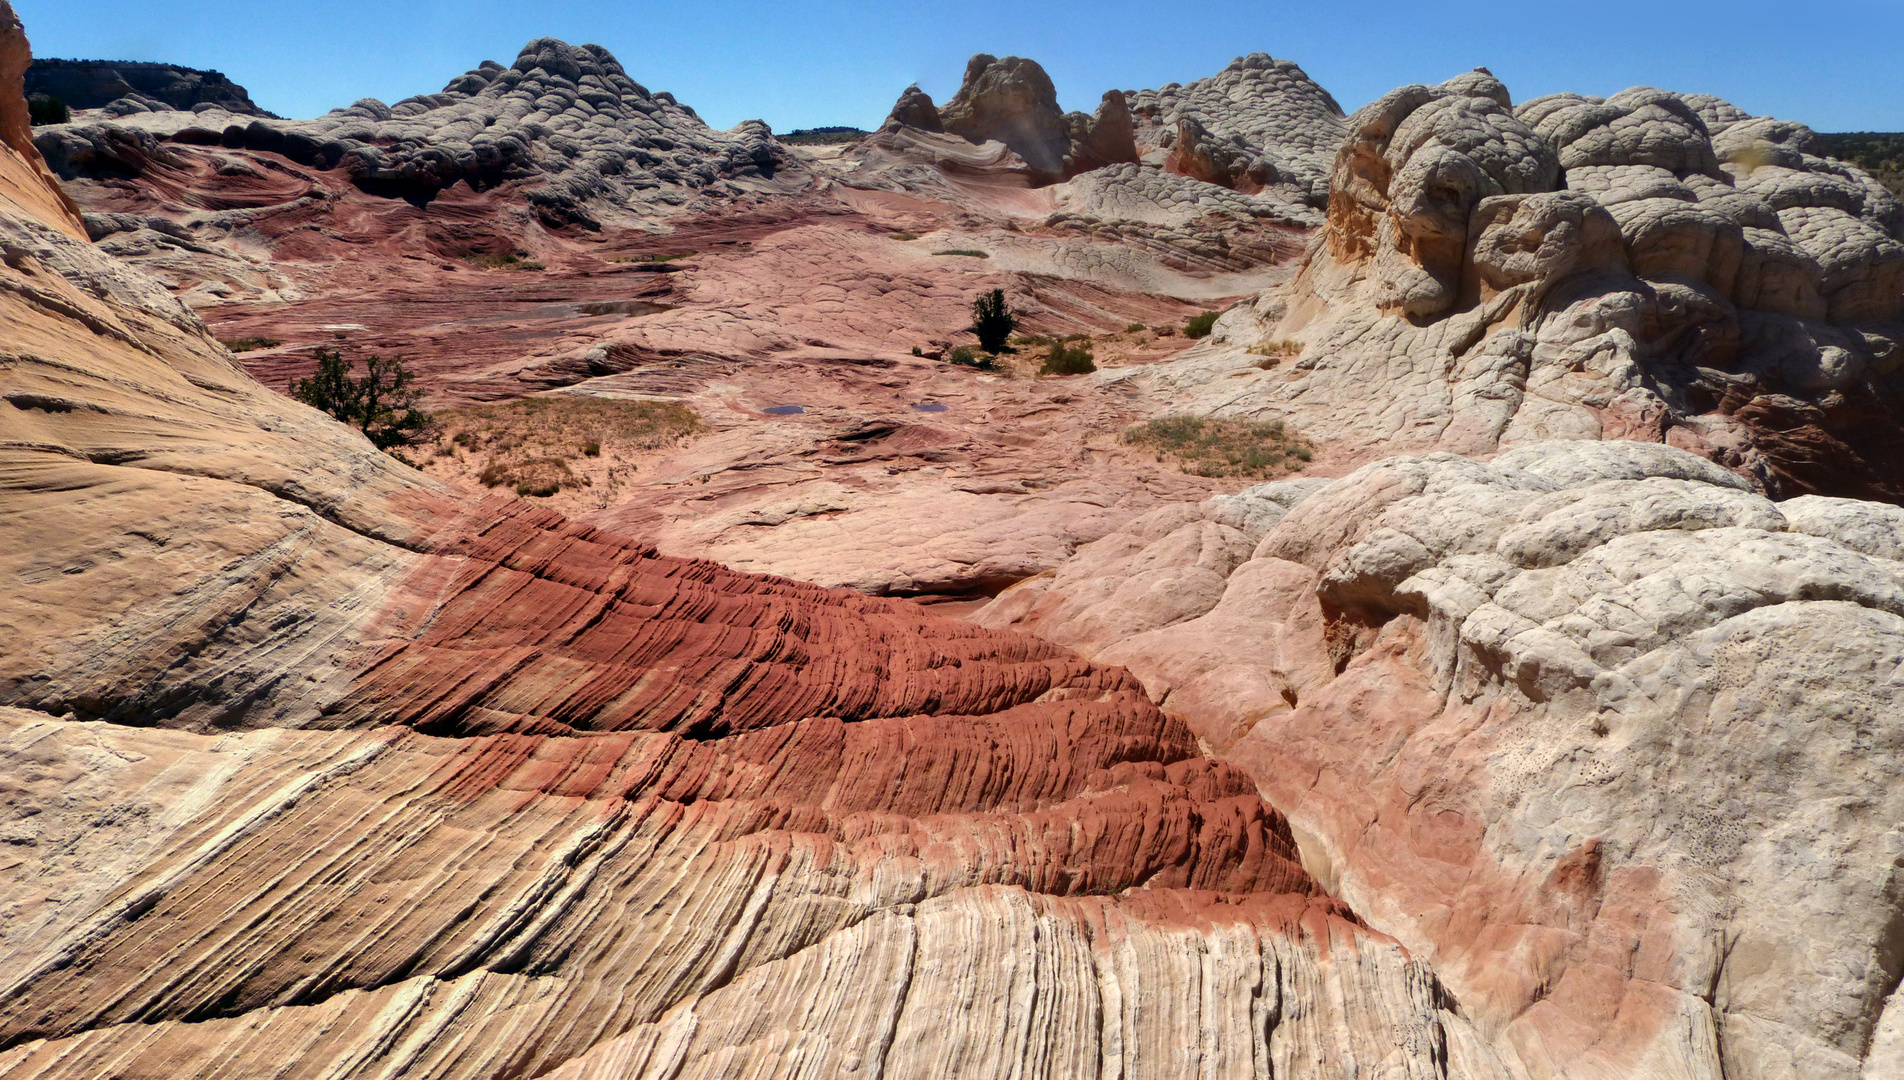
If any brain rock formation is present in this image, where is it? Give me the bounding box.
[1143,69,1904,501]
[1124,53,1348,214]
[31,37,801,226]
[979,440,1904,1079]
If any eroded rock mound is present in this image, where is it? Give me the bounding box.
[1126,53,1347,211]
[1135,70,1904,501]
[979,439,1904,1079]
[32,37,802,225]
[873,53,1137,183]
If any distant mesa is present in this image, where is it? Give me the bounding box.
[780,126,868,145]
[26,57,272,117]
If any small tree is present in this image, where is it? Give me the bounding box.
[970,289,1017,354]
[291,346,430,451]
[27,95,69,126]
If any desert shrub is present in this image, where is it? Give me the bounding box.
[436,397,703,496]
[891,232,918,241]
[911,345,923,356]
[466,251,545,270]
[220,336,283,352]
[1184,311,1220,338]
[290,347,430,451]
[1125,322,1146,333]
[1247,338,1304,368]
[1041,341,1096,375]
[970,288,1018,354]
[1123,415,1312,479]
[27,95,68,126]
[947,345,991,369]
[935,249,990,258]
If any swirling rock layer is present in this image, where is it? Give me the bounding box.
[0,23,1478,1076]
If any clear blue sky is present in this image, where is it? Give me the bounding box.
[19,0,1904,133]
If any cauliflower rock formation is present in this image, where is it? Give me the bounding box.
[1126,53,1348,215]
[1132,69,1904,501]
[979,440,1904,1079]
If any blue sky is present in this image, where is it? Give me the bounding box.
[20,0,1904,133]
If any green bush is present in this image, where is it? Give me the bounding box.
[1184,311,1220,338]
[1125,322,1146,333]
[27,95,68,126]
[1041,342,1096,376]
[1122,415,1312,479]
[970,289,1018,354]
[948,345,991,369]
[220,336,283,353]
[290,346,431,452]
[935,249,990,258]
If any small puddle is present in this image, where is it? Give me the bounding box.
[762,404,805,415]
[911,402,949,413]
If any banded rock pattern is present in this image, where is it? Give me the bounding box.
[0,12,1487,1077]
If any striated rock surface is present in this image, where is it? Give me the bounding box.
[1121,70,1904,501]
[979,439,1904,1079]
[0,25,1490,1078]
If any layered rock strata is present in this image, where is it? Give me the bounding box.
[978,440,1904,1079]
[0,10,1487,1076]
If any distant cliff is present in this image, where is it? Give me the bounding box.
[26,57,272,115]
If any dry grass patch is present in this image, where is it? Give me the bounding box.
[430,397,704,498]
[1123,415,1312,479]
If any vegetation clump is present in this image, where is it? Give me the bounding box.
[465,251,546,271]
[1247,338,1303,367]
[947,345,992,369]
[429,397,704,498]
[290,347,430,452]
[27,94,68,126]
[1041,340,1096,375]
[935,249,990,258]
[1184,310,1221,338]
[220,336,283,353]
[1123,415,1312,479]
[969,288,1018,354]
